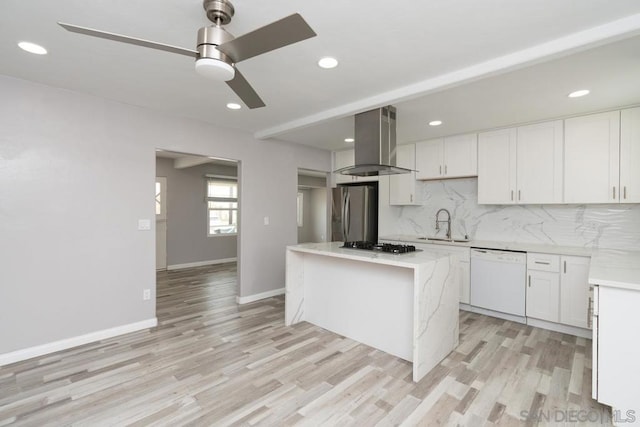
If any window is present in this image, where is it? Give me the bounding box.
[207,178,237,235]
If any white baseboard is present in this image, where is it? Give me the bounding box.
[466,306,527,324]
[0,318,158,367]
[167,257,237,270]
[237,288,285,305]
[527,317,592,339]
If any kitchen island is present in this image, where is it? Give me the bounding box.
[285,242,459,382]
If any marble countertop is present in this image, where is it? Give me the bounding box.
[287,242,451,269]
[380,234,593,257]
[382,234,640,291]
[589,249,640,291]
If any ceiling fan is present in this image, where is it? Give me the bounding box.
[58,0,317,109]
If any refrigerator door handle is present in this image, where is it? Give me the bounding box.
[345,192,351,238]
[342,191,348,240]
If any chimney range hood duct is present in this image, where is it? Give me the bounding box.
[334,106,412,177]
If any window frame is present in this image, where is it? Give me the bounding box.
[206,176,238,237]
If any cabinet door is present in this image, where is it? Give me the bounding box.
[415,139,443,180]
[478,128,517,204]
[390,144,418,205]
[459,260,470,304]
[564,111,620,203]
[620,107,640,203]
[526,270,560,322]
[443,133,478,178]
[334,149,355,185]
[516,121,563,204]
[560,256,590,329]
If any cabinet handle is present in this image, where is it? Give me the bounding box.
[511,190,514,201]
[613,186,616,200]
[445,165,448,175]
[410,194,413,203]
[564,260,566,273]
[518,190,521,201]
[528,275,531,287]
[534,261,550,265]
[624,186,627,200]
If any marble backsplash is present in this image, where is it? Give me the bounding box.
[379,178,640,250]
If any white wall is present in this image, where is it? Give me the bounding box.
[0,76,330,355]
[379,177,640,250]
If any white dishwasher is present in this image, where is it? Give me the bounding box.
[470,248,526,317]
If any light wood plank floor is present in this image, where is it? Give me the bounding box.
[0,263,612,426]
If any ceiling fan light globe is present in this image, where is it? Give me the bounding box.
[195,58,235,81]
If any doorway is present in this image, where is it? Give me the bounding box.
[297,169,330,243]
[155,176,167,270]
[155,150,239,270]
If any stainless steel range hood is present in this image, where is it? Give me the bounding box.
[334,106,411,177]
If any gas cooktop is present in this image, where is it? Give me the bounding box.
[341,241,419,254]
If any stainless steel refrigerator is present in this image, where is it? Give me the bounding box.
[331,182,378,242]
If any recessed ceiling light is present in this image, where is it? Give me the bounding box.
[318,57,338,69]
[226,103,241,110]
[429,120,443,126]
[568,89,590,98]
[18,41,47,55]
[344,138,354,143]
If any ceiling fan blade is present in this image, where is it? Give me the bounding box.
[217,13,316,63]
[58,22,198,58]
[226,69,265,109]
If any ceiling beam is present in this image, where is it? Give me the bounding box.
[254,13,640,140]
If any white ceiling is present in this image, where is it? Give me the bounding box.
[2,0,640,151]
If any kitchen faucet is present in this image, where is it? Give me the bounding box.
[435,208,452,240]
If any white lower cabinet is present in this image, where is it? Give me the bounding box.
[526,252,591,333]
[526,253,560,322]
[559,255,591,329]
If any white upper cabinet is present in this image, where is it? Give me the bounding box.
[390,144,419,205]
[620,107,640,203]
[415,139,443,180]
[478,121,563,204]
[516,120,563,204]
[564,111,620,203]
[478,128,517,204]
[415,134,477,180]
[444,134,478,178]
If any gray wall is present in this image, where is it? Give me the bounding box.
[156,158,237,266]
[0,75,330,355]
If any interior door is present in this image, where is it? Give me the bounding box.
[155,177,167,270]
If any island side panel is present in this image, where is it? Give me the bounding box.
[299,253,415,361]
[413,254,460,382]
[285,249,305,325]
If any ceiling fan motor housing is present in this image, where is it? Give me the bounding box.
[196,26,235,80]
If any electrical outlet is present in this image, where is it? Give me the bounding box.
[143,289,151,300]
[264,216,270,226]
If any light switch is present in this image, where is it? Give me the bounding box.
[138,219,151,230]
[264,216,270,226]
